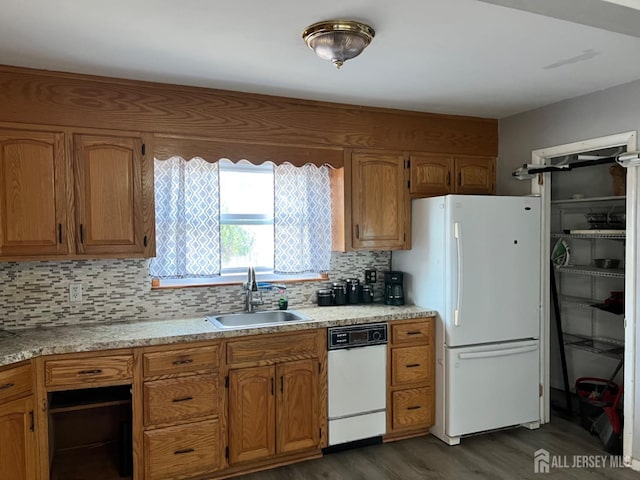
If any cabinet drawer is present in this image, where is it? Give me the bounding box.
[391,320,433,345]
[144,419,220,480]
[392,387,433,430]
[45,355,133,389]
[227,331,317,365]
[0,363,32,403]
[144,374,218,426]
[391,345,431,386]
[143,345,219,378]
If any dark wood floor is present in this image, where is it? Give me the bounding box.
[238,416,639,480]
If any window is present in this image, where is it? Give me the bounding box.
[219,160,274,273]
[150,156,331,285]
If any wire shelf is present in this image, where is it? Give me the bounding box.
[551,231,626,240]
[563,333,625,360]
[557,265,625,279]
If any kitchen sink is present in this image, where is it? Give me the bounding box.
[206,310,313,329]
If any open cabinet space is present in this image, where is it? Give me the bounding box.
[48,385,133,480]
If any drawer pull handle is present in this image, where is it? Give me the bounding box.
[406,363,421,368]
[78,369,102,375]
[172,359,193,366]
[406,331,422,336]
[172,396,194,403]
[407,406,421,410]
[0,382,14,390]
[174,448,195,455]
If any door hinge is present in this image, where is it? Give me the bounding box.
[29,411,34,432]
[225,446,229,459]
[225,376,229,388]
[407,180,411,189]
[141,143,146,155]
[539,384,543,397]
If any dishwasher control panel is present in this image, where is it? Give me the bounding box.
[328,323,388,349]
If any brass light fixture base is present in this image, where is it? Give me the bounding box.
[302,20,375,69]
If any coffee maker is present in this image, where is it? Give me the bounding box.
[384,271,405,306]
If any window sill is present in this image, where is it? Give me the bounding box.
[151,272,329,290]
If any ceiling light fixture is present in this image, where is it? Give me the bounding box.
[302,20,375,69]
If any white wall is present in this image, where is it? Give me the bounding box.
[498,77,640,465]
[498,78,640,196]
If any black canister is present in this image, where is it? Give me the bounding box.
[361,284,374,303]
[316,289,333,306]
[331,281,347,305]
[345,278,361,304]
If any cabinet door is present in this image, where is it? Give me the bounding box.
[228,366,276,465]
[276,359,319,454]
[0,396,37,480]
[351,151,408,250]
[409,154,452,196]
[453,156,495,194]
[73,134,145,255]
[0,130,69,257]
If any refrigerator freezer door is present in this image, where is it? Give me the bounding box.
[445,340,540,437]
[446,195,540,347]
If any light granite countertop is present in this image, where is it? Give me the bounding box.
[0,304,436,367]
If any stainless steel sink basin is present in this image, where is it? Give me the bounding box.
[206,310,312,329]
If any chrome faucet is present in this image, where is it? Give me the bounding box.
[243,266,263,312]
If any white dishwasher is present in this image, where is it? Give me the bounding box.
[327,323,387,446]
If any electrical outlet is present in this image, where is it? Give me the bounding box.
[69,283,83,304]
[365,269,377,284]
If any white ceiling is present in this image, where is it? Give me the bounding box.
[2,0,640,118]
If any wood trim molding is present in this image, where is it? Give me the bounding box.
[154,135,344,167]
[0,65,498,156]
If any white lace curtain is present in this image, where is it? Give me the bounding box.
[150,157,331,278]
[274,163,331,274]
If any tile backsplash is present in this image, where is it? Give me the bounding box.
[0,251,391,329]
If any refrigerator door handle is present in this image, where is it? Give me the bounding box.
[458,344,538,360]
[454,222,463,326]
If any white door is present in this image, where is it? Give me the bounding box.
[446,340,540,437]
[446,195,541,347]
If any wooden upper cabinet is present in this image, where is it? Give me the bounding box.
[408,153,495,197]
[453,155,495,195]
[73,134,145,255]
[0,129,69,257]
[409,154,452,196]
[0,395,37,480]
[276,360,319,454]
[350,151,409,250]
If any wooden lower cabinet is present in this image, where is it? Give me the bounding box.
[277,360,319,454]
[386,318,435,441]
[144,419,220,480]
[0,395,37,480]
[228,366,276,464]
[228,359,320,465]
[391,387,433,431]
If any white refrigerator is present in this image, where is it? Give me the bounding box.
[392,195,541,445]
